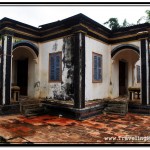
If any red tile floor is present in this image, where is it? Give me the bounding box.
[0,113,150,144]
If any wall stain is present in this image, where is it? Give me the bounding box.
[50,36,74,101]
[52,41,58,51]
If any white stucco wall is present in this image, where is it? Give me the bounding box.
[11,37,142,100]
[12,45,39,98]
[111,41,140,98]
[134,60,141,87]
[85,36,111,101]
[39,39,62,98]
[38,37,73,99]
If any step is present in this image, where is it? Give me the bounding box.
[24,107,45,117]
[20,104,40,114]
[103,101,128,115]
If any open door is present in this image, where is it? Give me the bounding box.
[119,60,128,96]
[17,59,28,95]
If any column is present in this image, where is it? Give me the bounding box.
[140,38,149,105]
[73,32,85,109]
[0,34,13,105]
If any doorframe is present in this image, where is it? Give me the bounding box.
[119,59,128,96]
[16,58,28,96]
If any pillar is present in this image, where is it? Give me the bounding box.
[0,33,13,105]
[139,37,149,105]
[73,32,85,109]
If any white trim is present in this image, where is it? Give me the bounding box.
[2,36,7,105]
[79,33,82,47]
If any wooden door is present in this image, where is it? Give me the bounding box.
[17,59,28,95]
[119,61,127,96]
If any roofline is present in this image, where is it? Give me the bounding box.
[112,22,150,32]
[1,15,150,35]
[39,13,111,33]
[0,17,38,31]
[0,14,149,44]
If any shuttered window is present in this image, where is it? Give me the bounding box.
[93,53,102,82]
[49,52,62,82]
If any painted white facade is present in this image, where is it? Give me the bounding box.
[85,36,111,100]
[85,37,141,100]
[12,46,39,98]
[111,41,141,98]
[10,36,141,101]
[38,36,73,99]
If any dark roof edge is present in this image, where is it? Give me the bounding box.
[39,13,111,33]
[39,13,150,35]
[112,22,150,32]
[0,17,38,31]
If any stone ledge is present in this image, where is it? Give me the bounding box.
[41,103,105,120]
[0,104,20,115]
[129,104,150,114]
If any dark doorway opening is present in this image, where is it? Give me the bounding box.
[119,60,128,96]
[17,59,28,95]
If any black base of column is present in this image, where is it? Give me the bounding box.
[0,104,20,115]
[42,102,104,120]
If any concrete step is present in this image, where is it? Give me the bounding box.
[20,104,40,114]
[20,99,45,116]
[24,106,46,117]
[103,101,128,115]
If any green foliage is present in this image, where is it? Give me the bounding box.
[136,10,150,24]
[104,18,120,30]
[104,10,150,30]
[145,10,150,23]
[104,18,134,30]
[122,19,128,27]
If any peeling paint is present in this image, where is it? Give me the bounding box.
[46,37,75,100]
[59,36,74,100]
[38,37,75,101]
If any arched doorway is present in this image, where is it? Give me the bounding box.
[12,41,38,97]
[111,44,140,97]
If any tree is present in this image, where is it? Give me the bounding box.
[145,10,150,23]
[104,18,120,30]
[104,18,134,30]
[104,10,150,30]
[122,19,130,27]
[137,10,150,24]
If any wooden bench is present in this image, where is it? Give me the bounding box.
[128,87,140,100]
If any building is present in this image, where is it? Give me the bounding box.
[0,13,149,119]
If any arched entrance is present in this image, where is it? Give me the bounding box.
[111,44,140,97]
[12,41,38,97]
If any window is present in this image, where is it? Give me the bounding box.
[49,52,62,82]
[137,65,140,83]
[92,53,102,82]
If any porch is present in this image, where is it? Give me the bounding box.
[1,90,150,121]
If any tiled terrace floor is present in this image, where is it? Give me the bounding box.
[0,113,150,144]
